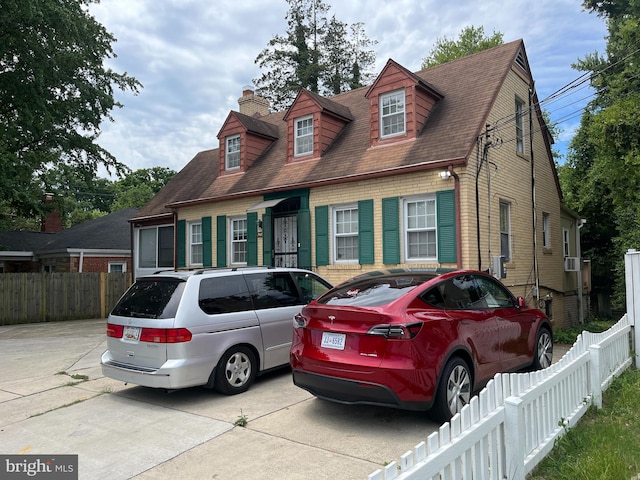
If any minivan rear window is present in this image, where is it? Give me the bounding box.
[111,278,185,319]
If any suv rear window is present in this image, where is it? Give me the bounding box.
[319,274,436,307]
[111,278,185,319]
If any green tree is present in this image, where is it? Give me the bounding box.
[112,167,176,210]
[562,0,640,309]
[254,0,376,110]
[41,163,116,226]
[0,0,141,220]
[321,19,377,95]
[421,26,504,69]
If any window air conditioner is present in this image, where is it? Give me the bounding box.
[564,257,580,272]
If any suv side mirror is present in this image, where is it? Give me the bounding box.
[517,296,527,308]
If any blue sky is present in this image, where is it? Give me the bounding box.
[89,0,608,176]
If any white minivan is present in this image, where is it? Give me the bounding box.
[101,267,331,394]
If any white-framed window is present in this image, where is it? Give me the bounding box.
[542,213,550,248]
[563,228,570,257]
[138,225,174,269]
[231,217,247,264]
[109,262,126,273]
[189,222,203,265]
[404,197,436,261]
[380,90,405,138]
[295,115,313,156]
[333,206,358,263]
[515,97,525,154]
[500,201,511,261]
[226,134,240,170]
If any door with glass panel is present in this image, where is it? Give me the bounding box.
[273,215,298,267]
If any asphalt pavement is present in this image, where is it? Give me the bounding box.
[0,319,571,480]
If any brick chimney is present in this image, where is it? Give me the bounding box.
[41,193,64,233]
[237,85,270,117]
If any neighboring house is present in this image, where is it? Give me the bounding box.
[130,40,585,328]
[0,208,137,273]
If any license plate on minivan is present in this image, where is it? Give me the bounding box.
[123,326,141,342]
[321,332,346,350]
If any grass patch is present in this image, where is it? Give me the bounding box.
[529,367,640,479]
[29,398,86,418]
[234,410,248,427]
[553,317,616,345]
[55,371,89,384]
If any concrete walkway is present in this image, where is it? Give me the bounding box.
[0,319,571,480]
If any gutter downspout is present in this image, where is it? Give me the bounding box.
[79,250,84,273]
[577,219,586,323]
[130,221,135,283]
[475,136,483,270]
[172,208,178,271]
[529,87,540,302]
[448,165,462,268]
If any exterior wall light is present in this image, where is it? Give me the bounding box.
[439,170,452,180]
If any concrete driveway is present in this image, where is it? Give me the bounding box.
[0,319,570,480]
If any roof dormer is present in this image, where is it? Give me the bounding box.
[216,111,279,175]
[365,59,443,147]
[283,89,353,163]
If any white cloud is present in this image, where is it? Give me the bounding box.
[89,0,608,175]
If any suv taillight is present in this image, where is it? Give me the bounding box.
[106,323,192,343]
[140,328,193,343]
[293,313,308,329]
[367,322,422,339]
[106,323,123,338]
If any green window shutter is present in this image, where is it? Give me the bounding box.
[262,211,272,266]
[437,189,457,263]
[382,197,400,265]
[202,216,212,267]
[216,215,227,267]
[297,208,312,270]
[315,205,329,266]
[246,211,258,266]
[358,199,374,264]
[177,220,186,268]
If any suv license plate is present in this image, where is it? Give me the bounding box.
[123,326,141,342]
[321,332,346,350]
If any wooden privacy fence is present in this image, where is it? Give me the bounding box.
[368,248,640,480]
[0,272,132,325]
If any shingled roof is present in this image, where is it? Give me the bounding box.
[132,40,530,219]
[0,208,138,253]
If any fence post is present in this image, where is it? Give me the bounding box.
[625,249,640,369]
[589,344,603,409]
[100,272,106,318]
[504,396,525,480]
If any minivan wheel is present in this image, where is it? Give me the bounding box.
[533,328,553,370]
[214,346,257,395]
[430,357,471,423]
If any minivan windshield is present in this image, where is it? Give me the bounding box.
[111,278,186,319]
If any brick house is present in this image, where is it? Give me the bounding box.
[0,207,137,273]
[130,40,585,328]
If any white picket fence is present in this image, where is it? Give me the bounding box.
[368,249,640,480]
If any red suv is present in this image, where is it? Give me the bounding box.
[290,269,553,422]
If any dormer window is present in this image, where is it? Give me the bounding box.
[380,90,405,138]
[225,134,240,170]
[295,115,313,156]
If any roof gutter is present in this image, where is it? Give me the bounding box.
[165,157,468,209]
